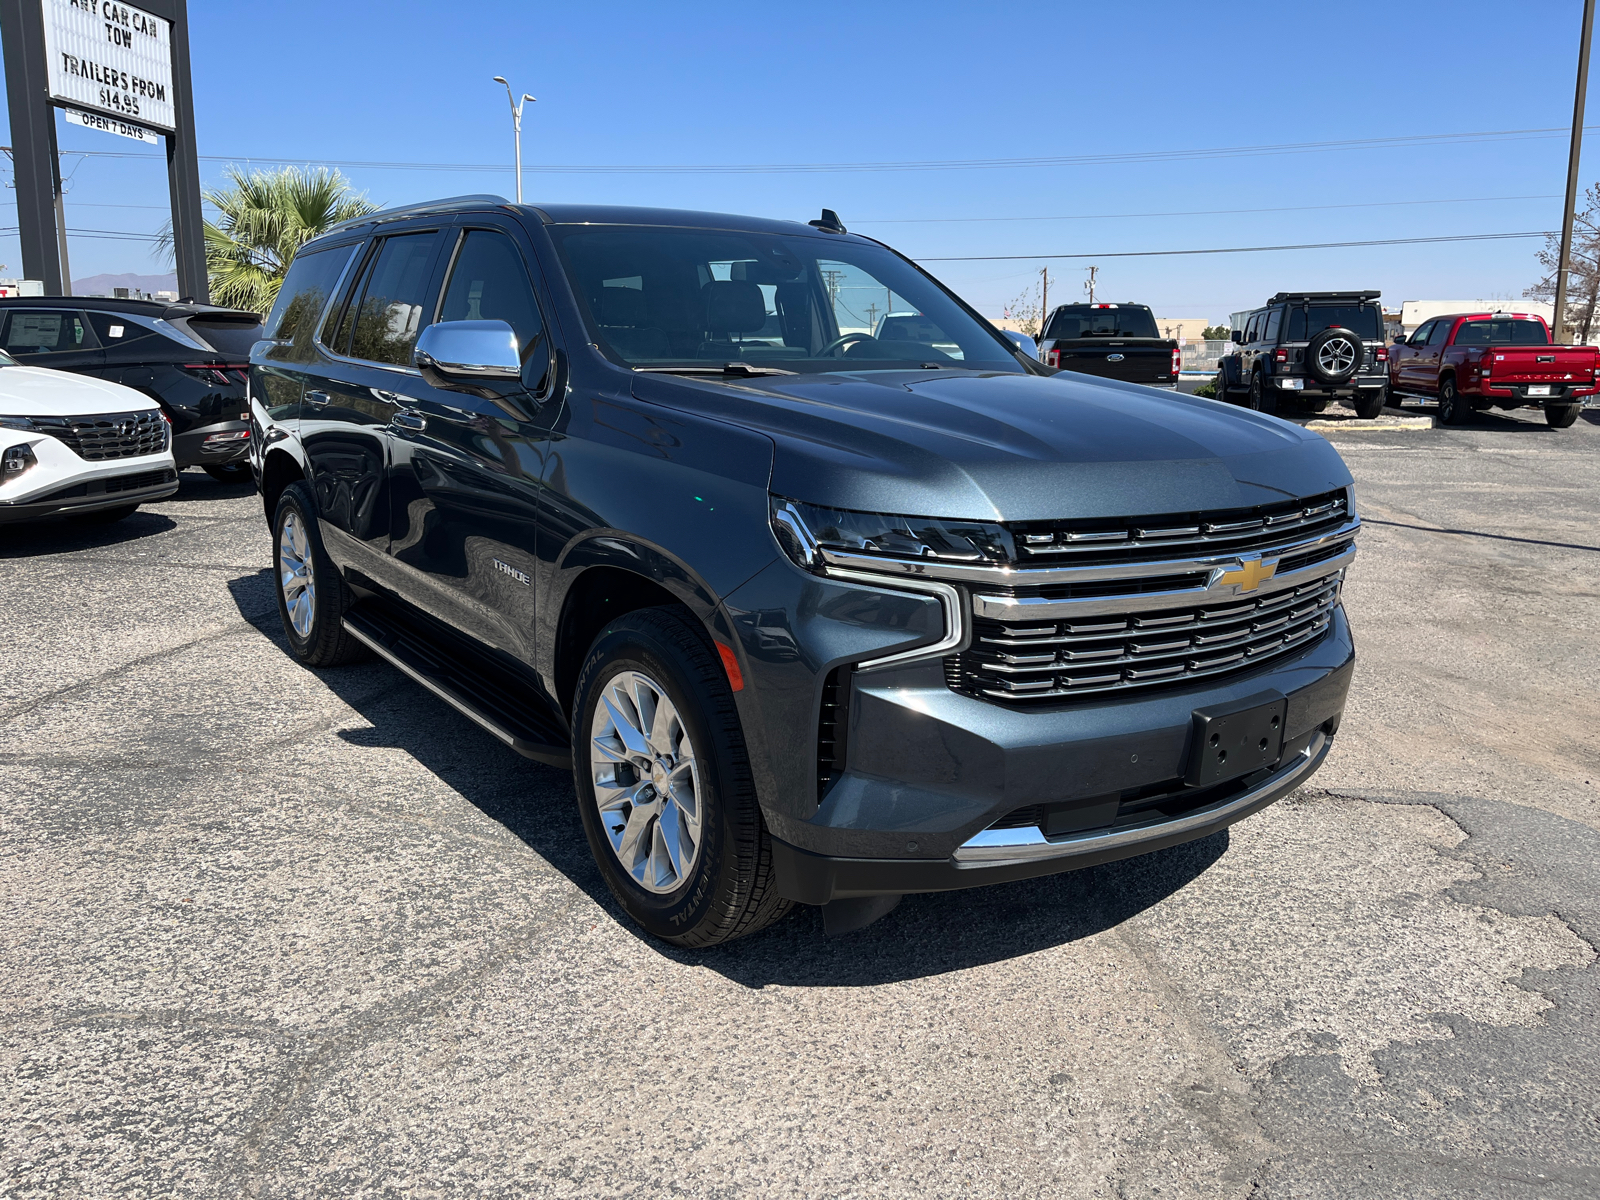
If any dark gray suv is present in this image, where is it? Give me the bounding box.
[251,197,1358,944]
[1218,291,1389,418]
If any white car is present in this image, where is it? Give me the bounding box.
[0,348,179,524]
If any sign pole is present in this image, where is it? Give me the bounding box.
[0,0,64,292]
[157,0,205,302]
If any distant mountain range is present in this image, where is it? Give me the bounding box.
[72,272,180,297]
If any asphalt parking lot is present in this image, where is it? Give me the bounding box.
[3,405,1599,1199]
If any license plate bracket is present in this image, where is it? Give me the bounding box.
[1186,690,1288,787]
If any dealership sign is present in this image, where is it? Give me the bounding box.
[42,0,175,132]
[62,105,159,144]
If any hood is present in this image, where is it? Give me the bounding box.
[631,368,1352,522]
[0,365,155,417]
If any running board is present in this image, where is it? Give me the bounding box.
[342,605,572,769]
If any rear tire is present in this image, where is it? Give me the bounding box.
[272,480,367,666]
[1213,370,1231,402]
[572,607,791,947]
[204,461,252,483]
[68,503,138,524]
[1353,389,1387,420]
[1546,404,1581,428]
[1437,377,1469,426]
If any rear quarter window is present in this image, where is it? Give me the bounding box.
[264,244,358,362]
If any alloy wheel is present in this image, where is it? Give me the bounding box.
[278,511,316,638]
[590,670,703,894]
[1316,336,1357,376]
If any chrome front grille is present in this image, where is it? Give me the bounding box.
[1010,490,1348,567]
[22,409,168,461]
[953,573,1341,701]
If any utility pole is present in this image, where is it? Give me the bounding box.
[492,77,536,204]
[1554,0,1596,344]
[1084,265,1098,305]
[1040,266,1049,328]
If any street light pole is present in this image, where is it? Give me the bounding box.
[491,77,537,204]
[1554,0,1595,344]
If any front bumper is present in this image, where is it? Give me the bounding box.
[767,607,1354,903]
[775,730,1333,902]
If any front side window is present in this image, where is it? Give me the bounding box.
[437,229,549,389]
[346,232,442,367]
[1409,321,1435,346]
[2,309,97,355]
[548,225,1023,374]
[1428,320,1452,346]
[1264,308,1283,342]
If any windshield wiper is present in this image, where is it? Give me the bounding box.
[634,363,797,378]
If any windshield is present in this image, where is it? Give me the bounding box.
[0,348,15,367]
[547,225,1023,374]
[1453,318,1549,346]
[1286,304,1383,341]
[1043,305,1160,340]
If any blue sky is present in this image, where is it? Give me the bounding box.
[1,0,1594,321]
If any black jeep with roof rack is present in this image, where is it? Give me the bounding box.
[1217,291,1389,418]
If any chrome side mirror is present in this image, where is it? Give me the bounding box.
[413,320,520,389]
[1001,330,1039,360]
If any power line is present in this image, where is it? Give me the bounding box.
[854,194,1562,225]
[914,231,1555,263]
[29,124,1600,176]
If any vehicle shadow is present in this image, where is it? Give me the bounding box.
[226,571,1228,987]
[0,506,178,557]
[167,467,257,501]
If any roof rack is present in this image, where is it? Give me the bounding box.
[322,193,510,236]
[1267,290,1381,304]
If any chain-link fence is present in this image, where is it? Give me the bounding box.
[1180,340,1231,374]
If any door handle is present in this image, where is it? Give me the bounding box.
[303,390,330,407]
[390,411,427,432]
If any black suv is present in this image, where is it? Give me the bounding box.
[1217,291,1389,418]
[1037,302,1180,388]
[251,197,1358,944]
[0,296,263,480]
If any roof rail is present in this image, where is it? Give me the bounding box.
[1267,290,1381,305]
[322,193,510,236]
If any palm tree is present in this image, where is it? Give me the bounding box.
[167,166,379,313]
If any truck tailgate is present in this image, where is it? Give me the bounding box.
[1491,346,1597,382]
[1048,341,1175,385]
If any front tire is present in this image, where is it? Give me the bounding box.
[1437,377,1470,426]
[1546,404,1581,428]
[272,480,366,666]
[573,607,791,947]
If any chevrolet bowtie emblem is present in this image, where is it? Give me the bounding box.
[1214,554,1278,593]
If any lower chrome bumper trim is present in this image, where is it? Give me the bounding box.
[952,731,1328,865]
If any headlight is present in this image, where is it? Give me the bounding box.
[770,496,1013,572]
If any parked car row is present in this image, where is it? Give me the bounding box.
[1211,290,1593,429]
[0,295,265,525]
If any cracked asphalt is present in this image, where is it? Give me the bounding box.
[3,406,1599,1199]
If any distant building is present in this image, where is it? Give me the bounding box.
[0,279,44,297]
[1395,299,1553,337]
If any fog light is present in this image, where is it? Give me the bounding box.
[1278,377,1304,390]
[2,443,37,477]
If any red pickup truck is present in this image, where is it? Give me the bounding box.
[1387,312,1596,428]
